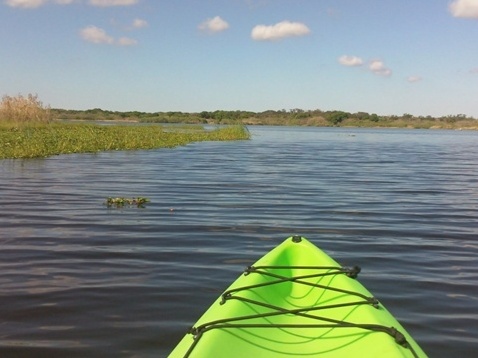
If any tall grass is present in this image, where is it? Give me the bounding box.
[0,93,51,125]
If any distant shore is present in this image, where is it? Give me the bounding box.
[51,108,478,131]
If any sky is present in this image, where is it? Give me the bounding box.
[1,0,478,117]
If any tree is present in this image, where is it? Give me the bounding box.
[369,113,380,122]
[326,111,349,125]
[199,111,212,119]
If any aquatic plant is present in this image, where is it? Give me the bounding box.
[106,197,150,208]
[0,123,250,159]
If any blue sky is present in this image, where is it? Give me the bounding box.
[1,0,478,117]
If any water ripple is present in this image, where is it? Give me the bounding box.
[1,127,477,357]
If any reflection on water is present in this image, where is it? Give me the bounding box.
[1,127,477,357]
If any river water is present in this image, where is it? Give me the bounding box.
[1,126,477,357]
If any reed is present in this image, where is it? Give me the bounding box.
[0,94,51,125]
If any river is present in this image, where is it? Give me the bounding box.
[1,126,477,357]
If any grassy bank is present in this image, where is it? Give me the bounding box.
[0,122,250,159]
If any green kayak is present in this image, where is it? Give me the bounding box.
[168,236,427,357]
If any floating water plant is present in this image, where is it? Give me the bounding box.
[106,197,150,208]
[0,121,250,159]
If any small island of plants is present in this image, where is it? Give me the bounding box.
[105,197,150,208]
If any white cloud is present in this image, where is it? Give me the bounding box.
[449,0,478,19]
[80,25,138,46]
[80,25,115,44]
[4,0,137,7]
[88,0,138,6]
[339,55,392,77]
[198,16,229,33]
[251,20,310,41]
[5,0,75,8]
[369,60,392,77]
[407,76,423,83]
[5,0,46,8]
[132,18,148,29]
[338,55,363,67]
[117,37,137,46]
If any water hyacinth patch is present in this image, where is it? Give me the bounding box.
[0,122,250,159]
[105,197,150,208]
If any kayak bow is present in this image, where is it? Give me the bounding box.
[168,236,427,357]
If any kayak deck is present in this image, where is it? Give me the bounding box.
[168,236,427,357]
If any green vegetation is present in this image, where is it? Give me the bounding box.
[1,94,250,159]
[0,122,250,159]
[106,197,150,208]
[2,92,478,159]
[51,107,478,130]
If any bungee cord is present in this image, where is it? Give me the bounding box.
[183,264,419,358]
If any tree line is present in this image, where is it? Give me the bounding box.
[50,108,477,129]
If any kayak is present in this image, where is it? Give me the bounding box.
[168,236,427,357]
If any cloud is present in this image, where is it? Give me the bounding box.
[407,76,423,83]
[117,37,137,46]
[339,55,392,77]
[4,0,138,7]
[4,0,75,8]
[449,0,478,19]
[80,25,115,44]
[88,0,138,6]
[5,0,46,7]
[132,18,148,29]
[198,16,229,33]
[338,55,363,67]
[251,20,310,41]
[369,59,392,76]
[470,67,478,74]
[80,25,137,46]
[4,0,139,6]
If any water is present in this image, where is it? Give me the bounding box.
[1,126,477,357]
